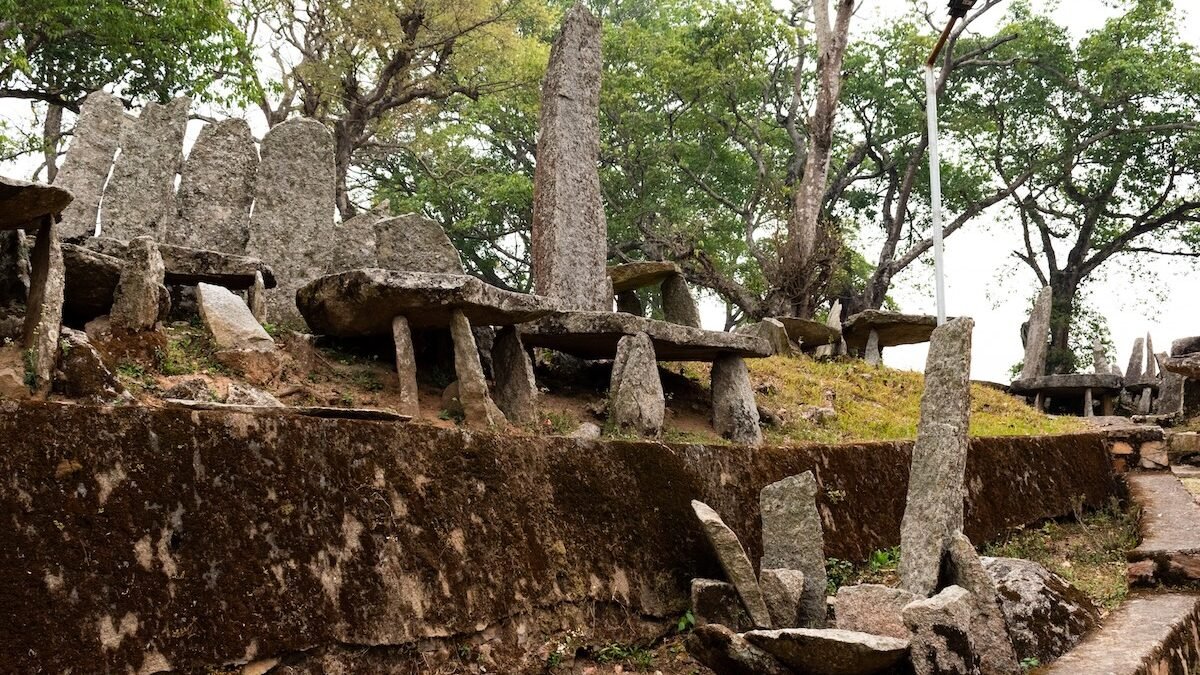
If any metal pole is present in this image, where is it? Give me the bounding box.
[924,64,947,326]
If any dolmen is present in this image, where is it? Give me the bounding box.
[0,176,72,396]
[843,309,939,366]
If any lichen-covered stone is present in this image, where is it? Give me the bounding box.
[835,584,916,639]
[491,327,537,425]
[1019,287,1052,380]
[760,471,826,627]
[374,213,463,274]
[172,118,257,252]
[943,533,1021,674]
[110,236,167,332]
[903,585,981,675]
[711,354,762,446]
[530,4,608,311]
[56,327,125,401]
[608,332,664,435]
[685,624,792,675]
[100,97,189,240]
[691,500,772,628]
[899,317,974,597]
[982,556,1100,664]
[225,383,283,407]
[55,90,124,239]
[326,205,382,273]
[449,309,505,428]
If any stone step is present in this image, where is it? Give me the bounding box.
[1127,472,1200,586]
[1044,592,1200,674]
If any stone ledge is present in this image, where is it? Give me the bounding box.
[523,310,770,361]
[1044,593,1200,675]
[1010,373,1125,395]
[1127,472,1200,586]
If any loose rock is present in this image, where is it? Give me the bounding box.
[685,624,792,675]
[902,585,980,675]
[760,568,806,629]
[981,556,1100,664]
[835,584,916,640]
[743,628,910,675]
[942,533,1021,674]
[57,328,125,400]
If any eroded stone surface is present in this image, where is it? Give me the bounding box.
[943,533,1021,674]
[760,568,805,629]
[1041,593,1200,675]
[1127,337,1146,381]
[19,219,65,395]
[530,4,608,311]
[760,472,826,627]
[711,354,762,446]
[1164,353,1200,380]
[523,310,769,361]
[225,383,283,407]
[1019,287,1052,380]
[685,624,792,675]
[1157,353,1185,415]
[374,213,464,274]
[736,319,796,357]
[101,97,189,240]
[0,176,73,229]
[391,316,419,417]
[744,628,910,675]
[899,317,974,597]
[195,283,274,352]
[54,90,123,239]
[1172,336,1200,357]
[864,329,882,366]
[982,556,1100,664]
[902,585,980,675]
[835,584,916,640]
[661,273,701,328]
[491,328,537,425]
[609,332,664,435]
[450,309,505,428]
[57,328,125,401]
[691,500,772,628]
[172,119,257,252]
[110,238,167,333]
[326,205,382,274]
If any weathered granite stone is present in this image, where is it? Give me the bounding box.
[608,261,681,293]
[84,236,276,290]
[0,345,29,397]
[1157,353,1185,415]
[815,300,846,358]
[835,584,916,639]
[225,383,283,407]
[844,309,938,352]
[615,290,643,316]
[1164,353,1200,379]
[1144,334,1157,379]
[0,176,73,229]
[449,309,505,428]
[691,578,753,631]
[491,327,538,425]
[864,329,882,366]
[737,319,796,356]
[609,332,664,435]
[161,378,216,402]
[744,628,910,675]
[1019,287,1052,380]
[943,533,1021,674]
[685,624,792,675]
[760,568,806,629]
[374,213,464,274]
[391,316,420,417]
[195,283,274,352]
[1126,336,1145,380]
[691,500,772,628]
[54,90,124,239]
[247,117,335,325]
[172,118,257,252]
[100,97,189,240]
[568,422,602,439]
[1172,336,1200,357]
[982,556,1100,664]
[760,471,826,627]
[661,273,701,328]
[902,585,980,675]
[21,221,65,395]
[110,238,166,333]
[530,4,608,311]
[1092,337,1107,374]
[899,317,974,597]
[56,327,125,400]
[775,316,840,352]
[248,271,266,322]
[524,310,770,361]
[711,354,762,446]
[326,205,382,273]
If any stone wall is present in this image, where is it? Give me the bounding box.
[0,401,1118,673]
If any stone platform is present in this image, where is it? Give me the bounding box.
[608,261,681,293]
[842,310,938,352]
[1,176,72,226]
[523,310,770,361]
[81,236,276,289]
[772,316,840,351]
[1010,373,1124,416]
[1126,472,1200,587]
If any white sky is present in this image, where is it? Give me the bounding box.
[2,0,1196,382]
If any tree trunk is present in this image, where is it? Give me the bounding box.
[333,123,357,219]
[1047,270,1081,374]
[43,103,63,183]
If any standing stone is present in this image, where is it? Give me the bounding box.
[760,472,826,627]
[109,236,166,332]
[691,500,773,628]
[1018,286,1051,380]
[171,118,258,252]
[864,329,882,366]
[21,220,65,395]
[899,317,974,597]
[326,204,383,273]
[1092,337,1107,374]
[55,90,125,239]
[374,213,464,274]
[662,273,701,328]
[391,316,419,417]
[247,118,336,325]
[530,4,608,311]
[816,300,845,358]
[1143,333,1157,379]
[100,97,189,240]
[835,584,917,639]
[1157,353,1185,415]
[248,271,267,322]
[608,332,664,435]
[1126,337,1145,380]
[491,327,538,425]
[902,585,981,675]
[760,569,806,629]
[449,310,505,428]
[615,290,643,316]
[943,533,1021,674]
[711,354,762,446]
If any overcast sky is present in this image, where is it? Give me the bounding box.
[2,0,1196,382]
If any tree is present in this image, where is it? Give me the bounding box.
[0,0,251,180]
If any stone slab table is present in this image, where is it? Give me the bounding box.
[771,316,841,352]
[608,261,682,293]
[1010,373,1124,416]
[842,309,939,354]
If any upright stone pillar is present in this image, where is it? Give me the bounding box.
[110,236,166,333]
[759,472,826,627]
[100,97,189,240]
[662,273,701,328]
[391,316,420,417]
[1157,353,1185,415]
[711,353,762,446]
[247,118,336,326]
[1126,337,1145,380]
[1018,286,1051,380]
[21,219,64,396]
[171,119,258,252]
[615,290,643,316]
[55,91,125,239]
[864,329,882,366]
[609,332,664,435]
[1092,337,1107,374]
[449,310,506,428]
[530,4,609,311]
[899,317,974,597]
[492,327,539,425]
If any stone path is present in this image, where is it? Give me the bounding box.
[1126,472,1200,587]
[1044,592,1200,674]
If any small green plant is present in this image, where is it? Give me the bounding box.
[22,348,37,389]
[825,557,855,594]
[352,371,384,392]
[439,408,465,423]
[868,546,901,573]
[593,643,655,671]
[542,410,578,435]
[261,322,281,338]
[1020,657,1040,671]
[826,488,847,504]
[676,609,696,633]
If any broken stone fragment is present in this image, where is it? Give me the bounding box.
[743,627,910,675]
[691,578,753,631]
[902,585,980,675]
[691,499,773,628]
[449,309,506,428]
[608,331,664,435]
[711,354,762,446]
[736,318,796,357]
[224,383,283,407]
[685,623,792,675]
[981,556,1100,665]
[834,583,916,640]
[196,282,281,385]
[942,533,1021,674]
[759,471,827,627]
[760,568,806,629]
[374,213,465,274]
[110,236,167,333]
[57,328,125,401]
[491,327,538,425]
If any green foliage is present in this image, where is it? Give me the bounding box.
[157,329,223,377]
[22,347,36,390]
[825,557,855,594]
[675,609,695,633]
[541,410,579,435]
[592,643,655,670]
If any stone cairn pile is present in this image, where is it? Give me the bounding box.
[685,318,1103,674]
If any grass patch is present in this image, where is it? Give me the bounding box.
[157,326,225,376]
[590,643,656,671]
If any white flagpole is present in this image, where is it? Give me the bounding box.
[924,64,947,326]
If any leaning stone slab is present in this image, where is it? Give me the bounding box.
[943,533,1021,674]
[843,309,939,352]
[899,317,974,597]
[374,213,464,274]
[711,354,762,446]
[450,309,506,428]
[835,584,916,640]
[195,283,274,352]
[84,236,276,290]
[760,472,826,627]
[760,568,806,629]
[607,261,681,293]
[0,176,73,228]
[492,327,538,425]
[981,556,1100,665]
[774,316,841,352]
[109,236,166,332]
[1126,336,1145,381]
[685,624,792,675]
[691,578,753,631]
[523,310,770,361]
[171,118,258,253]
[691,500,773,628]
[530,4,608,311]
[100,97,189,240]
[21,220,65,395]
[297,269,561,336]
[1019,286,1052,380]
[609,332,665,435]
[55,90,124,239]
[902,585,980,675]
[743,628,910,675]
